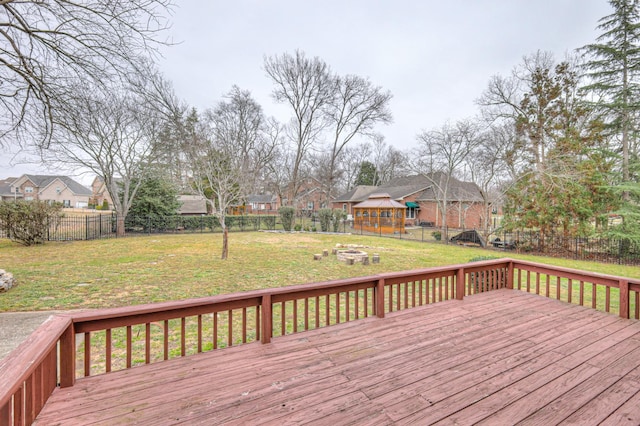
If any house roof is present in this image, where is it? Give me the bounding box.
[332,185,378,202]
[246,194,276,204]
[353,193,407,209]
[18,174,92,196]
[334,174,483,204]
[177,195,208,215]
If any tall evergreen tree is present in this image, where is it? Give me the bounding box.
[581,0,640,182]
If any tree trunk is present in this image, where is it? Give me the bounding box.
[221,226,229,260]
[116,214,125,237]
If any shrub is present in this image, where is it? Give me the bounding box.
[102,200,109,210]
[0,201,63,246]
[318,208,332,232]
[432,231,442,241]
[332,209,346,232]
[294,224,302,231]
[279,206,295,231]
[261,215,276,230]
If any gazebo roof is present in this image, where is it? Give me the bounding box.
[353,193,407,209]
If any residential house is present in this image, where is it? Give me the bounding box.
[0,178,21,201]
[5,174,92,208]
[90,176,114,208]
[245,194,279,215]
[332,174,486,229]
[293,177,329,217]
[177,195,208,215]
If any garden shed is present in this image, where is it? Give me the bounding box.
[353,193,407,234]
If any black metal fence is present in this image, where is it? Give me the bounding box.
[2,213,639,265]
[348,223,640,266]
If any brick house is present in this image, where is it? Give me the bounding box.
[332,174,486,229]
[5,175,92,208]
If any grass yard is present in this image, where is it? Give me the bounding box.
[1,231,639,312]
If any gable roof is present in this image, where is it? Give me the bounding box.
[177,195,208,215]
[333,185,378,203]
[353,193,408,209]
[333,174,483,204]
[18,174,92,196]
[246,194,276,204]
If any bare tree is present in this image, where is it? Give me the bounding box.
[0,0,173,149]
[321,75,392,202]
[188,88,277,259]
[264,50,333,205]
[371,135,408,184]
[43,78,169,236]
[414,119,482,238]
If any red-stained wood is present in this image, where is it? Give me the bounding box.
[83,332,90,377]
[34,290,640,425]
[1,399,10,426]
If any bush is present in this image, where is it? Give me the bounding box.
[261,215,276,230]
[0,201,63,246]
[432,231,442,241]
[294,224,302,231]
[102,200,109,210]
[279,206,295,231]
[318,208,332,232]
[332,209,346,232]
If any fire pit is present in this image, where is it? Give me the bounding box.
[336,249,368,263]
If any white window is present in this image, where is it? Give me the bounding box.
[25,196,33,201]
[63,200,71,207]
[406,207,417,219]
[25,186,33,193]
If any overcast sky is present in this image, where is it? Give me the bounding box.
[2,0,613,182]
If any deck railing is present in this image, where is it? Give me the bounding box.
[1,258,638,426]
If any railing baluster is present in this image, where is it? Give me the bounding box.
[84,332,91,377]
[536,273,540,295]
[606,287,611,313]
[163,320,169,360]
[106,329,112,372]
[228,310,233,346]
[592,284,597,310]
[281,302,286,336]
[568,279,573,304]
[293,299,298,333]
[180,319,185,356]
[325,295,330,325]
[545,275,550,298]
[242,308,247,343]
[355,290,360,320]
[364,289,368,318]
[197,315,203,353]
[256,305,261,342]
[213,312,218,349]
[336,293,341,324]
[126,326,132,367]
[579,281,584,307]
[556,276,561,300]
[304,299,309,330]
[145,323,151,363]
[346,291,350,321]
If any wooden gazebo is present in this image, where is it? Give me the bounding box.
[352,193,407,234]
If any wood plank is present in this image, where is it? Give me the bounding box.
[33,291,640,425]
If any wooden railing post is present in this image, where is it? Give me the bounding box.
[376,278,385,318]
[619,280,629,319]
[59,321,75,388]
[456,268,465,300]
[261,294,272,344]
[507,261,514,290]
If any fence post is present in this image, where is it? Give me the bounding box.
[85,215,89,241]
[507,261,514,289]
[619,279,629,319]
[59,321,75,388]
[456,267,465,300]
[261,294,272,344]
[376,278,385,318]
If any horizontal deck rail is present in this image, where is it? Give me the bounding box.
[1,258,637,425]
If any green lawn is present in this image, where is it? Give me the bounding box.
[1,232,639,312]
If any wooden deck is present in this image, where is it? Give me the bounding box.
[35,289,640,425]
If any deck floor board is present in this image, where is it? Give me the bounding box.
[34,289,640,425]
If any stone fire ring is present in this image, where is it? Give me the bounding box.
[336,249,368,263]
